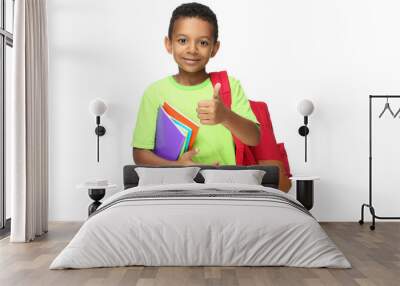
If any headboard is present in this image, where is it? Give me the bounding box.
[123,165,280,189]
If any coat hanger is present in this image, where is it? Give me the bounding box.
[378,97,395,118]
[394,105,400,118]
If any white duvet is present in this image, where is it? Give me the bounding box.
[50,183,351,269]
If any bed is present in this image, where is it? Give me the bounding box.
[50,165,350,269]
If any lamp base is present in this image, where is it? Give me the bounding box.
[298,126,309,137]
[95,126,106,136]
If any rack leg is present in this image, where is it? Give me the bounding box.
[359,203,376,230]
[369,206,376,231]
[359,204,366,225]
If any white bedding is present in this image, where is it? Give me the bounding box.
[50,183,351,269]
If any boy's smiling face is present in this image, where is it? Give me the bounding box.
[165,17,220,74]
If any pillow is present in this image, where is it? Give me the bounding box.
[200,169,266,185]
[135,167,201,186]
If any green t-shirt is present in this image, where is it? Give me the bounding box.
[132,75,259,165]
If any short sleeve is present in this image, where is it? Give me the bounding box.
[229,77,259,125]
[131,86,161,149]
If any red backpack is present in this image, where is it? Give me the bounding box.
[209,71,292,177]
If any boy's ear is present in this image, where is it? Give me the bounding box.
[210,41,220,58]
[164,36,172,54]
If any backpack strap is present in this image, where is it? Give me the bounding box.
[209,71,246,165]
[209,71,231,108]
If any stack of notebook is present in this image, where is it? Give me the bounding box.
[154,102,199,161]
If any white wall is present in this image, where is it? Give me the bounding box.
[48,0,400,221]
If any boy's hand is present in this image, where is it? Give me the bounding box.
[196,83,231,125]
[178,148,219,166]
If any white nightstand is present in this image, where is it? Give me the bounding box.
[289,176,320,210]
[77,183,117,216]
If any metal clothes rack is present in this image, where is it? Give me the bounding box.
[359,95,400,230]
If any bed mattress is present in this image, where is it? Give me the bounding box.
[50,183,350,269]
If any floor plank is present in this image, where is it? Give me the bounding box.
[0,222,399,286]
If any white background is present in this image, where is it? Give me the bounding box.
[47,0,400,221]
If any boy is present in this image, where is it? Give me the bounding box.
[132,2,260,166]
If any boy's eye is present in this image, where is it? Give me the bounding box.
[200,40,209,46]
[178,38,187,44]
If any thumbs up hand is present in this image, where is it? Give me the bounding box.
[196,83,230,125]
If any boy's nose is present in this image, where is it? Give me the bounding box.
[187,43,198,54]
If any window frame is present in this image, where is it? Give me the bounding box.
[0,0,14,233]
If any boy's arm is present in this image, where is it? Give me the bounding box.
[221,111,260,146]
[197,83,260,146]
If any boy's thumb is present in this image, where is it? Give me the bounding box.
[213,83,221,99]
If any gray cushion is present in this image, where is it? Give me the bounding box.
[200,169,266,185]
[135,167,201,186]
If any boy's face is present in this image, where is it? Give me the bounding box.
[165,17,220,74]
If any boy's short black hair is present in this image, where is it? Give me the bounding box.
[168,2,218,42]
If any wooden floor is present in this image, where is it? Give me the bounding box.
[0,222,399,286]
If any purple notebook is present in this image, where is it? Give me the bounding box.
[154,107,185,161]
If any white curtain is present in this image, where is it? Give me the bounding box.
[10,0,48,242]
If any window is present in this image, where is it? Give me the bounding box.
[0,0,14,235]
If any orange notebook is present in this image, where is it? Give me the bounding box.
[162,101,199,150]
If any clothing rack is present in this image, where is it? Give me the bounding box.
[359,95,400,230]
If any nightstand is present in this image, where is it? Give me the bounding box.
[77,183,117,216]
[289,176,320,210]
